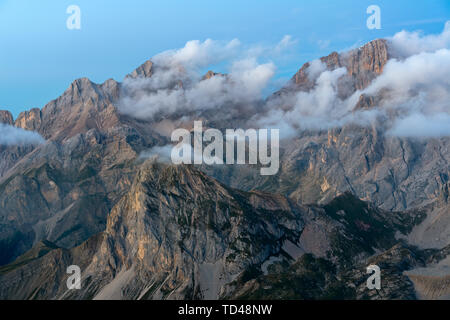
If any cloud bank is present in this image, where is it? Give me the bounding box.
[0,124,45,146]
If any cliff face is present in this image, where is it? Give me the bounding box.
[15,108,42,132]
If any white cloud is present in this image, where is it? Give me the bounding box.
[0,124,45,146]
[390,20,450,56]
[119,38,278,120]
[306,59,326,80]
[153,38,241,71]
[388,113,450,137]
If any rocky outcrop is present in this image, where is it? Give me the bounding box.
[0,111,13,125]
[0,162,303,299]
[0,234,103,300]
[15,108,42,131]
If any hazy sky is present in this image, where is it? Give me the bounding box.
[1,0,449,117]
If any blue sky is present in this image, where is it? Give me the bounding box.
[0,0,449,117]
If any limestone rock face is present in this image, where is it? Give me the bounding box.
[15,108,42,132]
[77,162,305,300]
[291,39,389,94]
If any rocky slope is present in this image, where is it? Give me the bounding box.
[0,162,437,300]
[0,74,167,265]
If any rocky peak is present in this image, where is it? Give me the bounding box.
[52,77,119,107]
[0,110,13,125]
[61,78,102,104]
[32,77,123,140]
[126,60,154,79]
[72,161,305,299]
[291,38,389,94]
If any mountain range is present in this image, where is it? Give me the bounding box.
[0,38,449,300]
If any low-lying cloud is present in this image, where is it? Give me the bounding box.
[388,113,450,137]
[118,22,450,139]
[0,124,45,146]
[254,61,379,136]
[118,37,298,120]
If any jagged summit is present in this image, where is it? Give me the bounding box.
[61,77,120,102]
